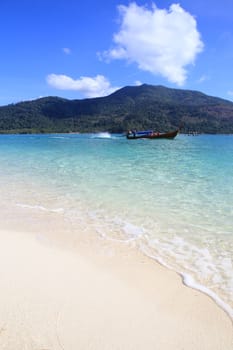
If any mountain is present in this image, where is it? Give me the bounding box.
[0,84,233,133]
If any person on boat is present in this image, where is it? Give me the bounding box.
[127,130,136,138]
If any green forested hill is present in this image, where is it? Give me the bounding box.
[0,84,233,133]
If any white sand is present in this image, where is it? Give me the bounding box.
[0,228,232,350]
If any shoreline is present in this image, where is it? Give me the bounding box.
[0,227,232,349]
[141,249,233,322]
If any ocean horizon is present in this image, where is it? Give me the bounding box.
[0,132,232,320]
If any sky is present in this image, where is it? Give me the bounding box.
[1,0,233,105]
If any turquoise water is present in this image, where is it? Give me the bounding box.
[0,133,232,318]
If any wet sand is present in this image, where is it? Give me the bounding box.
[0,228,232,350]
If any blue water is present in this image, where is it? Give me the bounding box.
[0,133,232,318]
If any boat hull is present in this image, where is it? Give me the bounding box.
[126,129,179,140]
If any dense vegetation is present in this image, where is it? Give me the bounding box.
[0,84,233,134]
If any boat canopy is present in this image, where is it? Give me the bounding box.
[131,130,153,135]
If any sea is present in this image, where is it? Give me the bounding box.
[0,132,232,319]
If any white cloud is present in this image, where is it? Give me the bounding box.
[197,74,209,83]
[46,74,120,97]
[63,47,71,55]
[102,2,204,86]
[134,80,142,86]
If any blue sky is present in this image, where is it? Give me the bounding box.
[1,0,233,105]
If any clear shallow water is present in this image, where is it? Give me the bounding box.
[0,133,232,318]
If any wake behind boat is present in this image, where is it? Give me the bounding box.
[126,129,179,140]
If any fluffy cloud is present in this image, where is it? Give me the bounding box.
[46,74,119,97]
[103,2,204,86]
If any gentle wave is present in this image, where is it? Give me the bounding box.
[16,199,233,319]
[64,202,233,320]
[16,203,64,213]
[140,243,233,321]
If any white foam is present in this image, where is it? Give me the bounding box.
[50,136,65,139]
[16,203,64,213]
[91,215,144,243]
[91,132,112,139]
[123,223,144,237]
[181,273,233,320]
[139,245,233,321]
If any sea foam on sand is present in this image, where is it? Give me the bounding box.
[0,228,232,350]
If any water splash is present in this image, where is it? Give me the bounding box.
[91,132,112,139]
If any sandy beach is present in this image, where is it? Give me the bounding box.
[0,227,232,350]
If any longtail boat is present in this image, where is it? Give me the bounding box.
[126,129,179,140]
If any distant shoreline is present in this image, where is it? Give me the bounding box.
[1,131,233,135]
[1,85,233,134]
